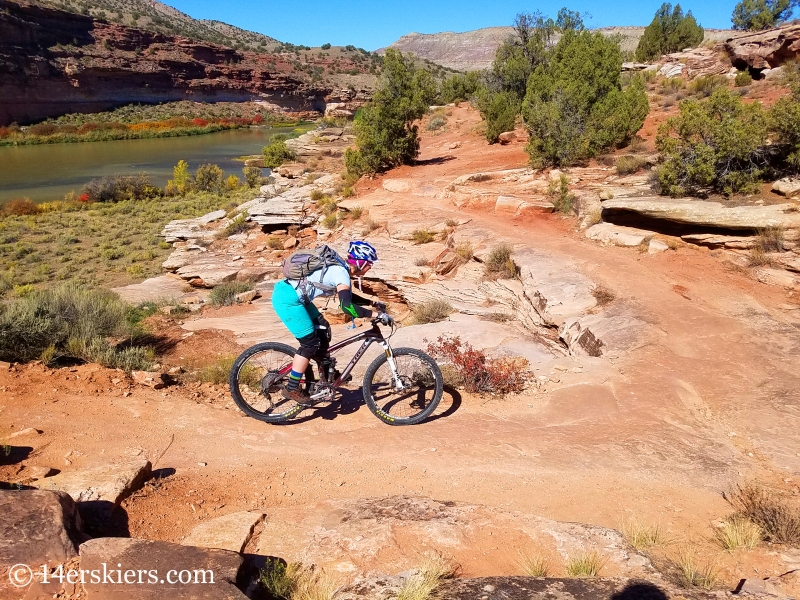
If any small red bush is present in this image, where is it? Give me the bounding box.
[78,193,90,203]
[191,118,209,126]
[425,334,528,395]
[3,198,40,216]
[252,114,264,124]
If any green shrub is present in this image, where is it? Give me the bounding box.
[439,71,483,104]
[242,166,261,188]
[484,243,519,279]
[194,164,224,193]
[522,17,649,167]
[83,174,161,203]
[345,49,436,176]
[656,87,770,196]
[309,189,324,201]
[166,160,193,195]
[732,0,797,31]
[321,212,339,229]
[690,75,728,98]
[195,355,237,384]
[427,115,447,131]
[262,135,296,168]
[222,211,249,237]
[635,3,704,63]
[477,90,520,144]
[616,155,648,174]
[0,284,152,370]
[548,174,575,213]
[735,70,753,87]
[209,282,254,307]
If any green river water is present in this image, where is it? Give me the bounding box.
[0,127,296,204]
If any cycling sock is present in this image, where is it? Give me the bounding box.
[286,370,303,391]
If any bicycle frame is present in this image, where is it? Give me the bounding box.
[277,320,402,391]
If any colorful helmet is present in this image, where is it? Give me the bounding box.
[347,240,378,268]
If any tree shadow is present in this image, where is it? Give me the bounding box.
[413,155,457,166]
[611,582,668,600]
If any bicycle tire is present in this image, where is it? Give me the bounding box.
[229,342,305,423]
[362,347,443,426]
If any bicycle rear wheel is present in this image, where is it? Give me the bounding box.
[362,347,443,425]
[229,342,305,423]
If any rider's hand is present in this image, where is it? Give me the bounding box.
[376,312,393,326]
[372,301,387,313]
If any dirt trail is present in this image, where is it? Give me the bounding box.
[3,105,800,589]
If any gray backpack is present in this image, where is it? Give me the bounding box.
[282,244,347,303]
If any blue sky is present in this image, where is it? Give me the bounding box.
[169,0,742,50]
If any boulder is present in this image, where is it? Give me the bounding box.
[382,179,412,193]
[0,490,84,595]
[497,131,516,144]
[132,371,166,389]
[648,239,669,254]
[772,177,800,197]
[585,223,649,247]
[161,248,205,271]
[176,260,242,287]
[437,578,692,600]
[276,163,305,178]
[724,21,800,70]
[659,63,684,78]
[245,197,314,227]
[517,200,555,215]
[41,459,152,506]
[79,537,247,599]
[182,511,265,552]
[601,197,800,231]
[161,218,218,244]
[198,209,227,225]
[234,290,258,303]
[495,195,525,214]
[755,268,800,289]
[681,233,756,249]
[283,236,297,250]
[113,275,190,304]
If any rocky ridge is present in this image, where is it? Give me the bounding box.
[386,26,735,72]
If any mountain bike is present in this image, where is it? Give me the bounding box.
[228,314,443,425]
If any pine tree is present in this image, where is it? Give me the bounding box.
[731,0,798,30]
[635,3,704,62]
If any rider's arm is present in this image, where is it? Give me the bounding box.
[337,284,373,319]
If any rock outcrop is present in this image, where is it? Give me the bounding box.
[0,490,84,597]
[601,197,800,233]
[724,20,800,70]
[41,459,152,506]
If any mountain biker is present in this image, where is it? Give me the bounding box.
[271,240,388,405]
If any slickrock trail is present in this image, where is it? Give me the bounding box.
[3,105,800,592]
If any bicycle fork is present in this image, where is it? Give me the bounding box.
[382,342,407,391]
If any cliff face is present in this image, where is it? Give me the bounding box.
[0,0,359,126]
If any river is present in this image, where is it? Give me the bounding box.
[0,127,297,204]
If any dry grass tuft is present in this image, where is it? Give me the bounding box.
[714,515,762,551]
[564,550,606,577]
[445,218,459,227]
[755,226,784,252]
[517,551,549,577]
[397,552,458,600]
[724,482,800,546]
[480,312,514,323]
[591,284,616,307]
[672,546,719,589]
[361,217,381,235]
[621,517,667,551]
[454,241,474,262]
[268,236,285,250]
[347,205,364,220]
[483,243,518,279]
[411,299,453,324]
[414,256,431,267]
[616,155,648,175]
[412,229,436,244]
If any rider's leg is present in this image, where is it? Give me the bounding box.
[271,281,317,393]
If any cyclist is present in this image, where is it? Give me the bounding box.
[271,240,387,404]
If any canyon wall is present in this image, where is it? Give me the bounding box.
[0,0,337,125]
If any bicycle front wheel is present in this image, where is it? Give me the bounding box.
[229,342,305,423]
[362,347,443,425]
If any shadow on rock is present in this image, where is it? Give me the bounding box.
[0,444,32,466]
[612,581,668,600]
[78,500,130,538]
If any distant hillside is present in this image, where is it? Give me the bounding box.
[30,0,281,52]
[387,26,736,72]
